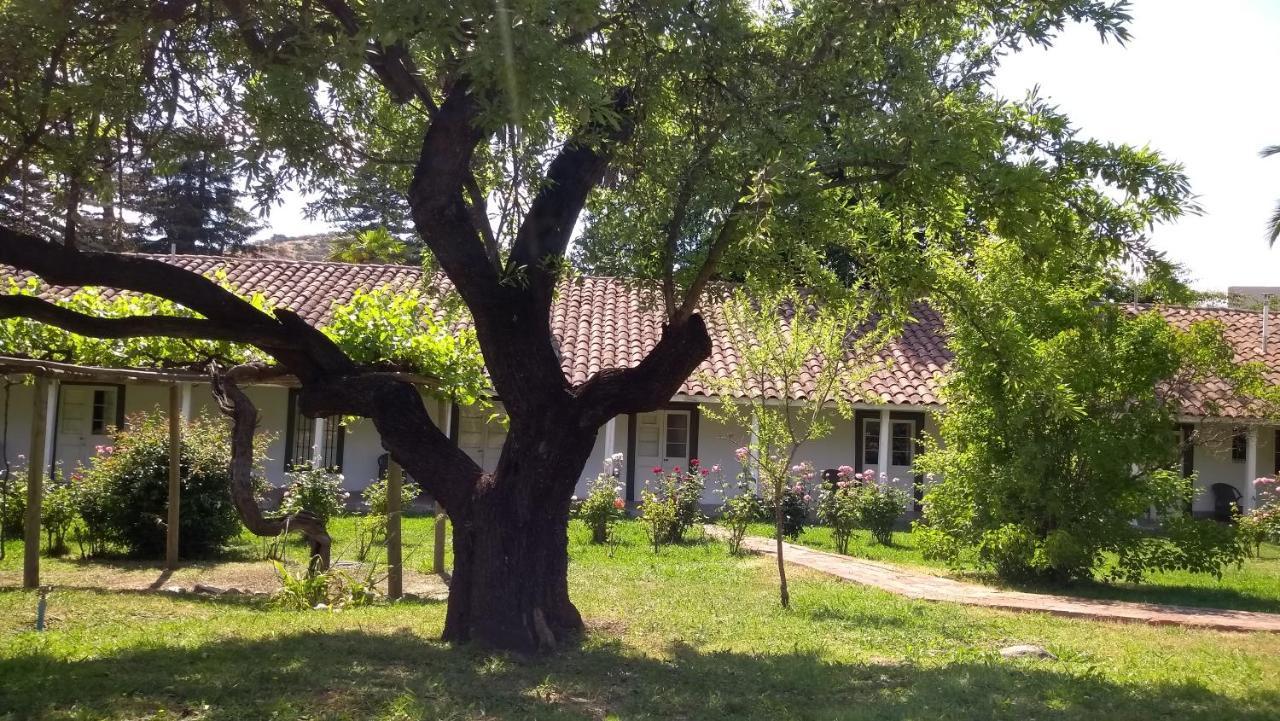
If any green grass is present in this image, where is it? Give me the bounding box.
[0,513,454,579]
[752,522,1280,613]
[3,520,1280,720]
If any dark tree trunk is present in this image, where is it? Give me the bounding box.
[442,412,599,651]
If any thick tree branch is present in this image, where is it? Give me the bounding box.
[407,83,502,308]
[296,374,482,513]
[672,185,768,325]
[211,369,331,571]
[0,294,292,347]
[574,314,714,428]
[0,226,352,379]
[507,88,636,307]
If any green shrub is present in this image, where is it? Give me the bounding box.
[918,237,1266,584]
[271,560,379,610]
[573,455,625,544]
[0,467,25,539]
[40,481,76,557]
[1241,478,1280,557]
[77,412,263,558]
[854,480,908,546]
[767,486,810,540]
[1238,510,1279,558]
[351,473,422,560]
[915,523,966,566]
[639,462,706,547]
[277,467,349,524]
[1110,517,1245,583]
[1038,529,1095,581]
[815,466,861,553]
[715,468,761,555]
[977,524,1039,581]
[362,475,420,517]
[638,487,679,553]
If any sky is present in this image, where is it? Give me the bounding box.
[992,0,1280,292]
[259,0,1280,293]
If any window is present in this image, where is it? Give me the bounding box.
[665,413,689,459]
[891,421,915,467]
[862,419,880,466]
[90,388,116,434]
[286,389,344,470]
[1231,428,1247,463]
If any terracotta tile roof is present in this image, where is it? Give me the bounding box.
[1144,305,1280,419]
[2,254,1274,416]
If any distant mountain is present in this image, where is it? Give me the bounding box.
[241,232,351,261]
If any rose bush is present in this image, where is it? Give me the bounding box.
[574,453,626,544]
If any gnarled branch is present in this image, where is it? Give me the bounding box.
[0,294,298,349]
[573,313,713,428]
[210,368,331,572]
[507,87,636,307]
[0,227,352,379]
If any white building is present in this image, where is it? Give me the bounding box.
[0,255,1273,519]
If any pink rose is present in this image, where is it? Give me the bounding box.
[689,458,700,467]
[652,466,663,475]
[803,495,812,502]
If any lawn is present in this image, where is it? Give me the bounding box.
[3,519,1280,720]
[0,514,454,595]
[748,522,1280,613]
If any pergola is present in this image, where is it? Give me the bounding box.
[1,354,449,597]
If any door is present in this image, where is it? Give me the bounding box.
[57,385,119,475]
[634,410,691,494]
[456,404,508,473]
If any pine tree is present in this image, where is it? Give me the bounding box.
[132,132,260,255]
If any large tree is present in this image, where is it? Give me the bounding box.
[132,128,261,255]
[0,0,1191,651]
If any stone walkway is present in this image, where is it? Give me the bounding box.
[729,531,1280,633]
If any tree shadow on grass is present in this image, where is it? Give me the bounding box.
[1,628,1275,721]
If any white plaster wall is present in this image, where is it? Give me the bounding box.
[695,411,751,503]
[571,414,628,499]
[0,378,459,492]
[0,378,35,473]
[1189,422,1271,512]
[1191,424,1246,512]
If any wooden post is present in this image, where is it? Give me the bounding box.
[165,383,181,569]
[23,376,49,588]
[433,512,447,576]
[434,396,450,576]
[385,459,403,599]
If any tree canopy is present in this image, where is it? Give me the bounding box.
[0,0,1213,652]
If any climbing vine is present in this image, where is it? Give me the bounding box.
[0,273,488,403]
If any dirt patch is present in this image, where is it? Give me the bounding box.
[0,557,449,600]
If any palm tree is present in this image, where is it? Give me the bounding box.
[1263,145,1280,245]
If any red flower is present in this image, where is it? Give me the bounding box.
[613,498,625,510]
[652,466,663,474]
[689,458,700,467]
[700,469,709,476]
[673,466,681,474]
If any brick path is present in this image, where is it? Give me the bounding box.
[729,531,1280,633]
